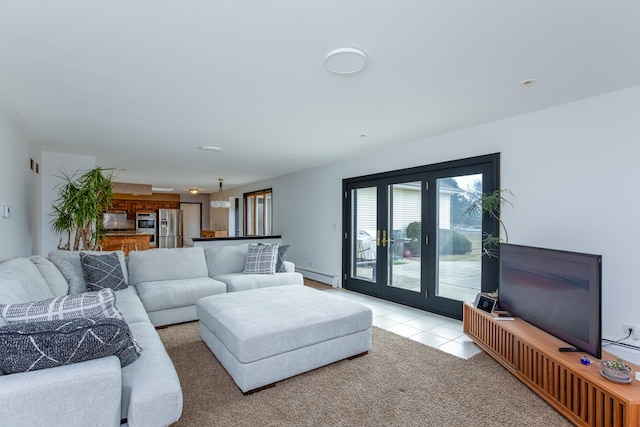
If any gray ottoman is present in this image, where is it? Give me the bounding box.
[196,285,372,394]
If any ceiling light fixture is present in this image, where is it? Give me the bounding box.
[210,178,231,209]
[151,187,174,192]
[325,48,368,74]
[199,146,222,152]
[189,188,200,195]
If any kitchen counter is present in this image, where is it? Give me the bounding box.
[105,230,145,236]
[192,235,282,249]
[101,232,152,256]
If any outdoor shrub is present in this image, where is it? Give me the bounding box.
[406,221,421,256]
[439,229,472,255]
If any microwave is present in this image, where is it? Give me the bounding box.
[136,213,157,246]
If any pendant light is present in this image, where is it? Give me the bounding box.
[210,178,231,208]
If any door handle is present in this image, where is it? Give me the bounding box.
[381,230,394,247]
[376,230,381,247]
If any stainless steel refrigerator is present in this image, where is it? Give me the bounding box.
[157,209,183,248]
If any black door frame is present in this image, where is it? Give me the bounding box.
[342,153,501,319]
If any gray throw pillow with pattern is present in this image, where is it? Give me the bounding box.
[244,243,279,274]
[80,252,127,291]
[0,288,123,324]
[0,317,139,374]
[276,244,289,273]
[0,288,141,353]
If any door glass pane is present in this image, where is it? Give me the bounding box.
[351,187,377,282]
[436,174,482,302]
[387,181,421,292]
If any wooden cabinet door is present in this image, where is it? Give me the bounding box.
[110,199,128,211]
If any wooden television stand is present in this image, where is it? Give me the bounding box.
[463,303,640,426]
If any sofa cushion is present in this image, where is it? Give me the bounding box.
[0,258,55,305]
[215,272,304,292]
[29,256,69,297]
[0,317,139,374]
[204,244,249,276]
[135,277,227,312]
[80,252,127,292]
[114,287,150,325]
[49,250,128,295]
[121,321,183,426]
[128,247,209,285]
[244,243,278,274]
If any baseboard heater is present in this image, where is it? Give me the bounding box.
[296,268,340,288]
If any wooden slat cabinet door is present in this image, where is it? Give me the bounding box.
[110,199,128,211]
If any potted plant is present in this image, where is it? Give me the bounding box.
[50,167,115,251]
[465,189,514,258]
[601,357,632,381]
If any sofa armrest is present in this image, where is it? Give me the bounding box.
[283,261,295,273]
[0,356,122,427]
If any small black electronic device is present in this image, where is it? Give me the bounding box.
[473,294,496,314]
[497,312,513,317]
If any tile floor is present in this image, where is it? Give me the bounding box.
[324,288,482,359]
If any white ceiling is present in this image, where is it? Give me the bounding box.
[1,1,640,194]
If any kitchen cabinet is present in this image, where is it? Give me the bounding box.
[110,199,128,212]
[110,198,182,219]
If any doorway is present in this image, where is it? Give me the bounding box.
[342,154,500,319]
[180,203,202,247]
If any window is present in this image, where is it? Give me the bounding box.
[244,188,272,236]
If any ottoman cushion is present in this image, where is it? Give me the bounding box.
[197,285,371,364]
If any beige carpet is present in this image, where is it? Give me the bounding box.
[158,322,572,427]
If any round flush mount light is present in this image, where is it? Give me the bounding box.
[325,48,368,74]
[199,146,222,152]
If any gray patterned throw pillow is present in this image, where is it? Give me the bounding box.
[0,317,139,374]
[244,243,279,274]
[0,289,142,354]
[276,244,289,273]
[80,252,127,291]
[0,288,124,324]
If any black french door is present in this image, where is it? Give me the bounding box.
[342,154,500,319]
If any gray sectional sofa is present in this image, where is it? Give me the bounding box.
[0,244,303,427]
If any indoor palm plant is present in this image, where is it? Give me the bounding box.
[50,167,115,250]
[466,188,514,258]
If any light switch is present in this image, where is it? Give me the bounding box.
[2,205,10,218]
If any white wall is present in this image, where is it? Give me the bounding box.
[0,99,39,261]
[235,85,640,362]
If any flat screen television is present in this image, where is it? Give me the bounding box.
[498,243,602,359]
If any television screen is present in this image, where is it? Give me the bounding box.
[499,243,602,359]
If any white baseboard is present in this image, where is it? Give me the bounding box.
[296,268,341,288]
